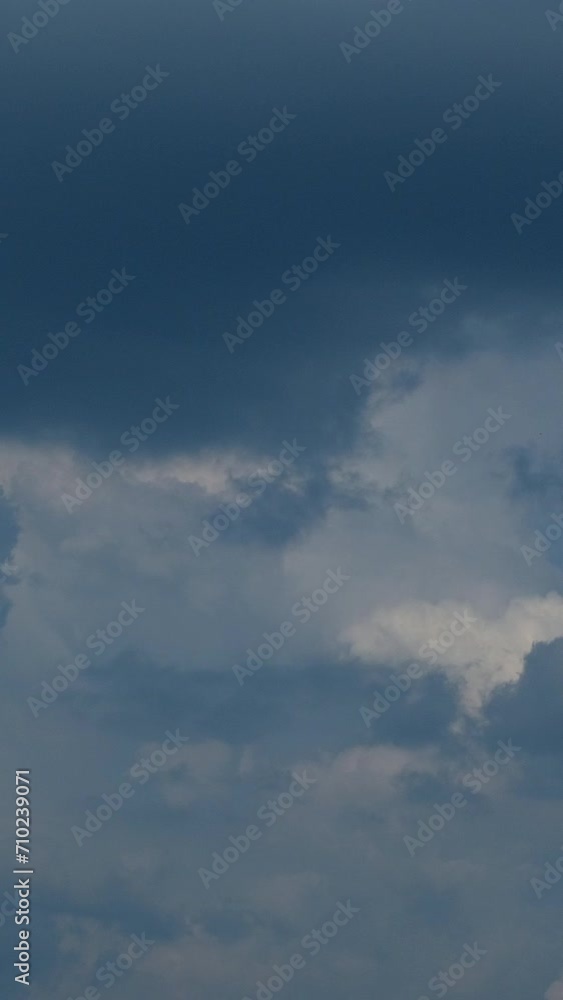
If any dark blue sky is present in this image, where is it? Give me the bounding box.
[2,1,563,998]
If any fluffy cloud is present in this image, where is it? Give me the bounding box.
[343,593,563,711]
[546,977,563,1000]
[3,328,563,1000]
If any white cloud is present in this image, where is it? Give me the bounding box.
[343,593,563,711]
[546,976,563,1000]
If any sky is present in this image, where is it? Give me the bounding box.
[2,0,563,997]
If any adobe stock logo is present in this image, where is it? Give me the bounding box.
[394,406,511,523]
[546,4,563,30]
[198,770,316,888]
[510,174,563,234]
[240,901,359,1000]
[0,560,20,587]
[178,108,296,226]
[384,75,502,193]
[51,66,170,182]
[520,512,563,566]
[27,600,145,717]
[8,0,73,54]
[188,439,305,556]
[223,237,340,354]
[417,942,487,1000]
[233,569,350,686]
[71,729,189,847]
[213,0,247,20]
[17,267,136,385]
[339,1,409,62]
[349,277,466,395]
[359,609,477,727]
[66,932,155,996]
[404,740,520,856]
[61,397,179,513]
[530,844,563,898]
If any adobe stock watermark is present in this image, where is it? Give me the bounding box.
[65,933,155,998]
[198,769,316,888]
[394,406,511,523]
[510,172,563,234]
[0,887,25,930]
[223,237,341,353]
[520,344,563,562]
[520,511,563,566]
[8,0,73,54]
[349,277,467,395]
[51,66,170,182]
[530,843,563,898]
[71,729,189,846]
[384,75,502,193]
[213,0,247,20]
[359,609,477,727]
[188,438,305,556]
[417,942,487,1000]
[17,267,136,385]
[0,560,20,586]
[404,739,521,855]
[233,568,350,685]
[240,901,359,1000]
[27,599,145,717]
[546,4,563,31]
[61,397,180,513]
[178,107,296,226]
[340,0,413,62]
